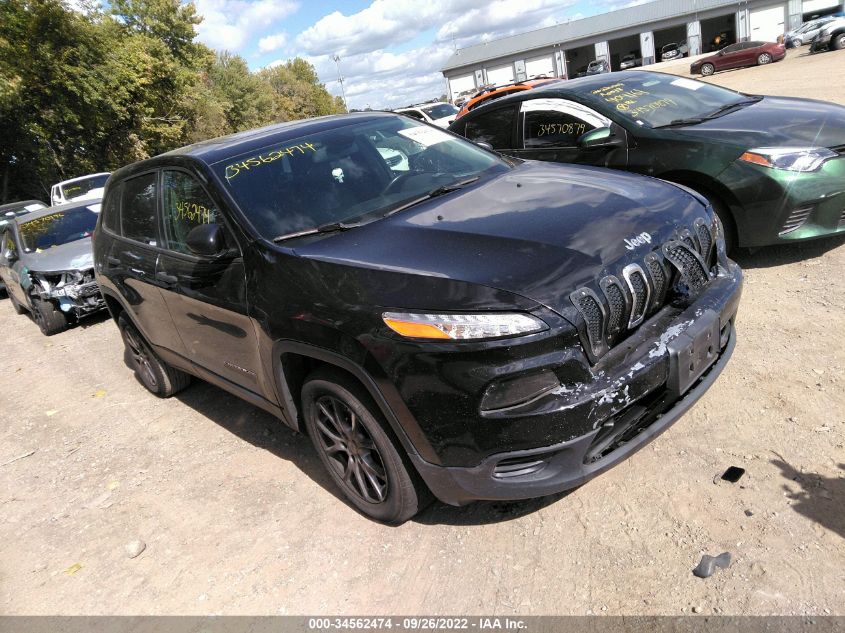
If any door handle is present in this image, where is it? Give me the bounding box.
[130,267,146,276]
[156,271,178,285]
[106,256,121,266]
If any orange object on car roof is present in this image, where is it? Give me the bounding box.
[455,78,560,120]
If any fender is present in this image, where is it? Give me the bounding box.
[272,339,442,465]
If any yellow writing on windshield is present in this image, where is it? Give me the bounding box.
[592,82,676,119]
[224,142,317,181]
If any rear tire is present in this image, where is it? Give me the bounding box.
[118,313,190,397]
[757,52,772,65]
[32,298,68,335]
[700,63,715,76]
[302,369,430,524]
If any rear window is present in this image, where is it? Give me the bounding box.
[61,174,109,201]
[18,208,98,251]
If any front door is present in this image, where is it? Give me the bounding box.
[155,169,262,393]
[511,98,627,168]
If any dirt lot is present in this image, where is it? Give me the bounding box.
[2,48,844,616]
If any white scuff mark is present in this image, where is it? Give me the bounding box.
[626,361,645,378]
[648,320,694,358]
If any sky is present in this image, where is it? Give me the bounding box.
[191,0,641,110]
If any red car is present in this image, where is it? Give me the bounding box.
[690,41,786,76]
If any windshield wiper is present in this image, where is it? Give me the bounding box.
[656,96,763,128]
[381,177,481,219]
[272,220,361,243]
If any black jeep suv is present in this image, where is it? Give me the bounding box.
[93,112,742,523]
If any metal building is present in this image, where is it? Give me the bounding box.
[441,0,845,100]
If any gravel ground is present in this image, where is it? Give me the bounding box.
[1,47,844,616]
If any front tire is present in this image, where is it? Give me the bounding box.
[833,33,845,51]
[118,313,190,397]
[757,52,772,65]
[700,63,715,76]
[302,369,430,524]
[32,298,68,335]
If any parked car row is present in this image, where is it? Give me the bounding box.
[3,65,843,524]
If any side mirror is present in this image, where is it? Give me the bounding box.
[186,223,228,257]
[476,141,494,152]
[577,127,623,149]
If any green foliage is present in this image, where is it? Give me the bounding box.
[0,0,347,202]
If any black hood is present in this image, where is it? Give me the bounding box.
[295,162,708,316]
[672,96,845,150]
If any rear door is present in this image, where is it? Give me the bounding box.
[511,97,626,168]
[155,168,261,392]
[100,171,185,354]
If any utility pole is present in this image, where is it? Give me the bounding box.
[332,54,348,112]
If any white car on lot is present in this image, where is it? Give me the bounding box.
[394,103,460,128]
[50,173,110,206]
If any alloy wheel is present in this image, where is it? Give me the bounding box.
[123,327,158,389]
[758,53,772,64]
[313,395,388,504]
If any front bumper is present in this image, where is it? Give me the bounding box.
[718,155,845,247]
[410,263,742,505]
[810,35,831,52]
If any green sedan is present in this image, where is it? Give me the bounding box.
[449,71,845,251]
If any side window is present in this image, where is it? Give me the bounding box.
[101,183,121,234]
[120,173,158,245]
[721,44,741,53]
[464,106,516,150]
[521,98,610,149]
[161,171,220,255]
[402,110,424,120]
[2,231,15,259]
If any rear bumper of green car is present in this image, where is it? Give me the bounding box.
[718,155,845,247]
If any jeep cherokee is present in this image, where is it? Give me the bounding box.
[93,112,742,523]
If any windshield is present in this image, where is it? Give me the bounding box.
[214,116,509,240]
[586,74,751,128]
[61,174,109,201]
[421,103,459,119]
[19,207,98,251]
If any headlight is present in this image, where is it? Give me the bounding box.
[382,311,547,340]
[739,147,836,172]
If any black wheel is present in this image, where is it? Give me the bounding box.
[32,298,67,335]
[757,52,772,65]
[8,291,26,315]
[789,38,802,48]
[700,63,715,76]
[118,313,190,397]
[833,33,845,51]
[302,369,430,523]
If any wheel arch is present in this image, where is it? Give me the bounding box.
[658,170,742,244]
[272,340,441,465]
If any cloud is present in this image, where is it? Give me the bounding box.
[435,0,576,46]
[194,0,299,51]
[258,32,287,53]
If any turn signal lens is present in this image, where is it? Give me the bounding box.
[739,147,836,172]
[382,311,547,341]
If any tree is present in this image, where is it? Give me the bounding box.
[259,58,346,122]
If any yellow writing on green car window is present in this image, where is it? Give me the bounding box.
[224,142,318,181]
[536,122,587,137]
[625,98,678,117]
[175,201,212,224]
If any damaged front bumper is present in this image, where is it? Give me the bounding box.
[27,268,106,317]
[410,262,743,505]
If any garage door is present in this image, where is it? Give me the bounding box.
[486,64,515,87]
[525,56,554,79]
[750,5,785,42]
[448,74,475,101]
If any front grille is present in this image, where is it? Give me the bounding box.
[623,264,650,328]
[570,221,718,361]
[603,279,627,336]
[663,241,709,290]
[780,206,813,234]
